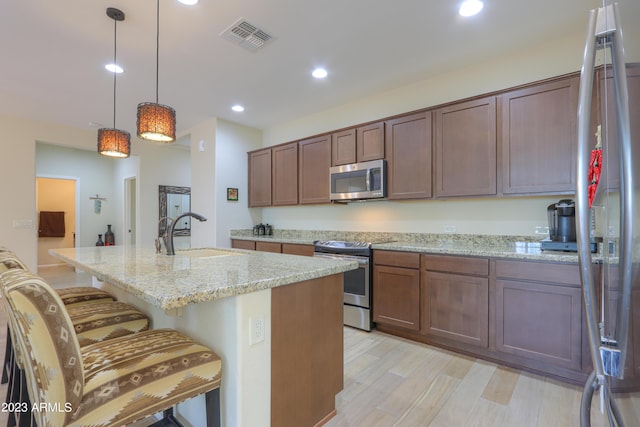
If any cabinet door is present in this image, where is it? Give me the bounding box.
[385,112,432,199]
[357,122,385,162]
[272,142,298,206]
[248,148,272,207]
[373,265,420,331]
[331,129,356,166]
[434,97,497,197]
[299,135,331,204]
[495,279,582,371]
[501,76,579,194]
[422,271,489,347]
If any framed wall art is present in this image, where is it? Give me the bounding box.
[227,187,238,201]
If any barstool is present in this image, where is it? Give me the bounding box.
[2,271,222,427]
[0,253,151,427]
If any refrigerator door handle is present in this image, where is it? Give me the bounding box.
[609,2,634,381]
[576,5,604,383]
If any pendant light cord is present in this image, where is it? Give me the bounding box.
[113,17,118,128]
[155,0,160,103]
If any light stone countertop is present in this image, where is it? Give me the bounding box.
[230,229,602,263]
[49,246,358,311]
[371,241,589,263]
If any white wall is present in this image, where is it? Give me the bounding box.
[0,115,191,269]
[214,119,263,247]
[189,118,263,248]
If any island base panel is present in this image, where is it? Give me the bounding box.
[271,273,344,427]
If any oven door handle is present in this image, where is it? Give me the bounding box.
[313,253,369,265]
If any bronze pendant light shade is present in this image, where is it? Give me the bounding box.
[136,0,176,143]
[98,128,131,157]
[137,102,176,142]
[98,7,131,158]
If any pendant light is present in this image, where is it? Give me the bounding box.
[136,0,176,143]
[98,7,131,158]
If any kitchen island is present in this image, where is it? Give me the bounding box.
[50,246,358,427]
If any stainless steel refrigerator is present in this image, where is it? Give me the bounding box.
[576,1,640,426]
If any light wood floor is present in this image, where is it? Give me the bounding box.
[0,265,630,426]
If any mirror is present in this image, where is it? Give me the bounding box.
[159,185,191,237]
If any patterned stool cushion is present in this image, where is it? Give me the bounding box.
[75,329,222,427]
[67,301,150,346]
[56,287,115,306]
[2,273,222,427]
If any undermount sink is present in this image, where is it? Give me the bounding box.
[177,248,241,258]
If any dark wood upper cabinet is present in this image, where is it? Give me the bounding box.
[272,142,298,206]
[332,122,385,166]
[500,75,579,195]
[434,97,497,197]
[594,65,640,191]
[298,135,331,204]
[248,148,272,207]
[331,129,357,166]
[385,111,432,200]
[356,122,385,162]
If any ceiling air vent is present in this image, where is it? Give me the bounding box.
[220,18,273,52]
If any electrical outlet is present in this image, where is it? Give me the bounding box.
[534,226,549,235]
[444,225,456,233]
[249,315,265,346]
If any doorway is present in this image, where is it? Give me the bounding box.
[36,177,77,267]
[124,177,137,245]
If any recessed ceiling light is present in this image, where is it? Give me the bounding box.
[105,63,124,73]
[459,0,484,17]
[177,0,198,5]
[312,68,328,79]
[232,105,245,112]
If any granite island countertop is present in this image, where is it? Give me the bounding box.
[49,246,358,311]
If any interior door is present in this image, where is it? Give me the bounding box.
[124,177,137,245]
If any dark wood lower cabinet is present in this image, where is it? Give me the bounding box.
[422,271,489,348]
[495,279,582,371]
[373,265,420,331]
[373,251,592,385]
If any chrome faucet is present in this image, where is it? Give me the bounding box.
[165,212,207,255]
[156,217,173,254]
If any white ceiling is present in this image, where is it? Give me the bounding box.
[0,0,625,140]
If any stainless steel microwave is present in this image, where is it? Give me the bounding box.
[329,159,386,201]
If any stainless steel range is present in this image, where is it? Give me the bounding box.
[313,240,373,331]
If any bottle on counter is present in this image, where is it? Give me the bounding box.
[105,224,115,246]
[96,234,104,246]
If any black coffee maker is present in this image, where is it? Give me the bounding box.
[548,199,576,242]
[541,199,578,251]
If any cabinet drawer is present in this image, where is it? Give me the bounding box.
[422,254,488,276]
[256,241,282,253]
[282,243,314,257]
[231,239,256,250]
[495,260,581,286]
[374,250,420,269]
